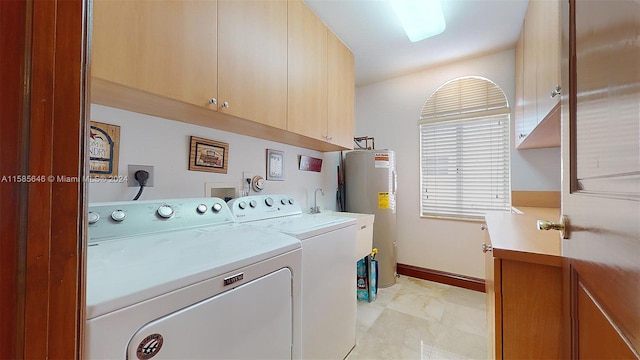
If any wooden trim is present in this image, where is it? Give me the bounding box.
[0,1,29,358]
[20,0,87,358]
[512,190,561,208]
[397,263,486,293]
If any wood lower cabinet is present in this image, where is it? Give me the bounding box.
[92,0,218,109]
[484,210,563,359]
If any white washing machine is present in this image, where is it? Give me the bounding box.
[228,195,357,360]
[86,197,302,359]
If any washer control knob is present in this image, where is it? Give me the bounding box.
[212,203,223,213]
[281,198,287,205]
[110,209,127,222]
[157,205,174,219]
[249,200,257,208]
[288,198,295,205]
[265,197,274,207]
[196,204,208,214]
[88,212,100,224]
[238,201,247,210]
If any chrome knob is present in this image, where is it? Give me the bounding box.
[518,133,527,139]
[88,212,100,225]
[249,200,257,208]
[212,203,223,213]
[288,198,294,205]
[537,215,569,239]
[550,85,562,98]
[265,197,274,207]
[221,101,230,108]
[157,205,174,219]
[110,209,126,222]
[196,204,208,214]
[281,198,287,205]
[209,98,217,105]
[238,201,247,210]
[482,243,493,253]
[480,224,487,231]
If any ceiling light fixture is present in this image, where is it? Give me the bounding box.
[390,0,446,42]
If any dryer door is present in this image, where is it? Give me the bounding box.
[127,268,293,360]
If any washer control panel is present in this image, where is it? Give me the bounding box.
[88,197,233,243]
[228,195,301,222]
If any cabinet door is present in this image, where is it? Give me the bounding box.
[535,0,561,121]
[92,0,217,109]
[522,6,538,139]
[514,29,526,147]
[218,0,287,130]
[484,232,502,359]
[501,260,563,358]
[287,0,328,140]
[327,31,355,149]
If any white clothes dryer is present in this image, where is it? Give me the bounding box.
[86,197,302,359]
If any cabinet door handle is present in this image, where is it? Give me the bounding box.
[221,101,230,108]
[209,98,217,105]
[518,133,527,139]
[480,224,487,230]
[482,243,493,253]
[550,85,561,98]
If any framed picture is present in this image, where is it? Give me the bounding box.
[189,136,229,174]
[266,149,284,180]
[89,121,120,178]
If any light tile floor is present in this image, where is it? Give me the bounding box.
[347,276,487,360]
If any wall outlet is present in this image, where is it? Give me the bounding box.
[241,171,252,196]
[242,171,252,186]
[128,165,154,187]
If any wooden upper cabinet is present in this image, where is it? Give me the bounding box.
[91,0,353,152]
[92,0,217,109]
[514,29,527,146]
[327,30,355,149]
[287,0,328,140]
[515,0,561,149]
[521,10,538,142]
[218,0,288,130]
[535,0,561,120]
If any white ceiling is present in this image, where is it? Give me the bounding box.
[304,0,529,87]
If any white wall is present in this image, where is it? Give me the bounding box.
[354,49,561,279]
[89,104,341,212]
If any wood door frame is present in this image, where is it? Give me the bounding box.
[0,0,88,358]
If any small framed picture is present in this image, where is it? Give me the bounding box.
[189,136,229,174]
[266,149,284,180]
[89,121,120,178]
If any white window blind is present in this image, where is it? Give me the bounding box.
[420,77,511,219]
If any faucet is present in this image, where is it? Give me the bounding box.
[311,188,324,214]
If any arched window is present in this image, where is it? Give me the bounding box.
[420,76,511,219]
